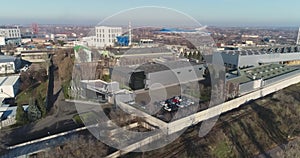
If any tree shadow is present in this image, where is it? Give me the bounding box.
[4,119,81,147]
[238,120,271,158]
[52,88,62,104]
[251,102,288,148]
[222,120,251,157]
[46,57,55,111]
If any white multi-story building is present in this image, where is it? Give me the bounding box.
[94,26,122,48]
[0,27,21,45]
[0,27,21,39]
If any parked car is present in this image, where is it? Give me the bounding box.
[20,64,29,72]
[164,103,178,112]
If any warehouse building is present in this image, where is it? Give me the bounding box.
[111,61,205,90]
[220,46,300,69]
[72,79,120,103]
[226,64,300,98]
[20,50,53,63]
[110,46,176,59]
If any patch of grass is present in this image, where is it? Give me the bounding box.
[16,81,48,105]
[73,114,83,124]
[72,112,97,125]
[62,80,73,99]
[212,141,234,158]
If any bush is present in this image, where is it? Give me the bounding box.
[16,105,28,125]
[27,99,42,122]
[62,80,73,99]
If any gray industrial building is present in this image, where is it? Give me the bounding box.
[220,46,300,69]
[111,61,205,90]
[71,79,135,105]
[226,64,300,97]
[110,46,175,57]
[78,80,120,102]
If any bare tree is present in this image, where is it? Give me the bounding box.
[47,135,108,158]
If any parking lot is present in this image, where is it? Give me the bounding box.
[132,84,200,122]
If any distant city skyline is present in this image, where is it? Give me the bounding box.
[1,0,300,27]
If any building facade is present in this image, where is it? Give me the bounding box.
[94,26,122,48]
[220,46,300,69]
[0,75,20,98]
[0,55,22,74]
[0,27,21,46]
[20,50,52,63]
[112,61,205,90]
[226,64,300,98]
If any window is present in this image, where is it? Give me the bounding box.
[188,69,192,72]
[177,72,181,74]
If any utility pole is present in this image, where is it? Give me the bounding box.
[128,21,132,46]
[297,27,300,45]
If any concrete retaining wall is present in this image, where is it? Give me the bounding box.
[107,72,300,158]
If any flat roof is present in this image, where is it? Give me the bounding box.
[221,46,300,56]
[20,50,53,54]
[137,61,201,74]
[228,64,298,84]
[81,80,108,88]
[0,106,8,112]
[0,76,19,86]
[109,46,173,56]
[0,55,16,63]
[1,105,28,120]
[0,97,4,103]
[113,61,203,75]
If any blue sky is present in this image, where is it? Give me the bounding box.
[1,0,299,26]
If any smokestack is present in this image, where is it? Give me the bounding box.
[129,21,132,46]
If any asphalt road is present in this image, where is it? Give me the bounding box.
[0,62,82,154]
[1,130,92,158]
[0,95,80,147]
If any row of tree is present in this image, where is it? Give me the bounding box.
[182,51,203,61]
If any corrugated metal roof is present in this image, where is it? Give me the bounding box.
[0,106,9,112]
[114,61,201,74]
[0,55,16,63]
[1,105,28,120]
[0,97,4,103]
[228,64,298,84]
[0,76,19,86]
